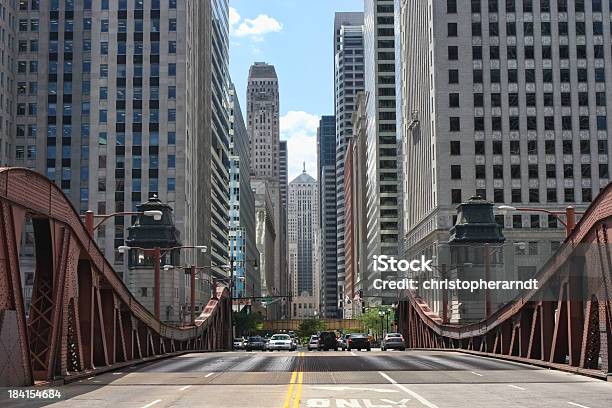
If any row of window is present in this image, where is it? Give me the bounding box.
[449,44,610,61]
[450,139,609,155]
[451,187,595,204]
[466,20,609,37]
[451,162,608,180]
[449,0,609,14]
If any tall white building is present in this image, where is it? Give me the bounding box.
[288,168,319,318]
[247,62,287,319]
[363,0,400,300]
[399,0,608,291]
[334,12,364,317]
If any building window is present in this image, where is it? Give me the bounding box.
[451,189,461,203]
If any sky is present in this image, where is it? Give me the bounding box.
[228,0,363,181]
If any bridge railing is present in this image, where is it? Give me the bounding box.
[398,182,612,379]
[0,168,232,386]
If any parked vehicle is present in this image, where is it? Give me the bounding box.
[245,336,266,351]
[267,334,295,351]
[340,334,351,351]
[233,337,244,350]
[317,331,338,351]
[381,333,405,351]
[307,335,319,350]
[346,333,371,351]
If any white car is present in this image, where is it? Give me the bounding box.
[307,335,318,350]
[233,338,244,350]
[267,334,296,351]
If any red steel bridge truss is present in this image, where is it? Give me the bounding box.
[0,168,232,387]
[399,183,612,379]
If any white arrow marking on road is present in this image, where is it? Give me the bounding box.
[179,385,191,391]
[205,372,214,377]
[470,371,483,377]
[311,386,399,393]
[507,385,525,390]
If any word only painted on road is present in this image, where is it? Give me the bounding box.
[306,399,412,408]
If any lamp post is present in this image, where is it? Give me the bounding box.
[118,245,207,320]
[378,310,385,339]
[385,309,390,333]
[83,209,163,236]
[497,205,583,237]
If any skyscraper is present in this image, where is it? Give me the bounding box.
[288,168,318,318]
[229,83,259,299]
[0,0,14,168]
[247,62,286,319]
[279,139,288,207]
[399,0,603,283]
[15,0,224,316]
[364,0,400,301]
[316,115,339,317]
[334,12,364,317]
[247,62,280,182]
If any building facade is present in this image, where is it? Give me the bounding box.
[398,0,606,315]
[229,83,259,299]
[334,12,364,317]
[0,0,14,168]
[316,115,338,317]
[364,0,400,301]
[288,169,319,318]
[279,139,288,207]
[15,0,224,316]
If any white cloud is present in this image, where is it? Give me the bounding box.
[229,7,283,41]
[280,111,320,181]
[229,7,241,27]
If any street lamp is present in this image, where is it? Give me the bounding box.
[118,244,207,320]
[162,264,215,325]
[83,209,163,235]
[497,205,583,237]
[378,310,385,339]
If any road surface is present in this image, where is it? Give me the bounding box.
[3,349,612,407]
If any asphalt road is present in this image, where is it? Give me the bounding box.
[3,349,612,408]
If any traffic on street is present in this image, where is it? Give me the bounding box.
[3,346,612,408]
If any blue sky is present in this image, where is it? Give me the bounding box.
[229,0,363,180]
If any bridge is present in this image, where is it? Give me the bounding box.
[0,168,611,407]
[0,168,232,387]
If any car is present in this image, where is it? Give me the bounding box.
[381,333,405,351]
[307,335,319,350]
[346,333,371,351]
[233,337,244,350]
[288,333,298,349]
[245,336,266,351]
[317,331,338,351]
[267,334,295,351]
[340,334,351,351]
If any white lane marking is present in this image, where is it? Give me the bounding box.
[508,385,525,390]
[112,372,123,375]
[87,376,94,380]
[470,371,483,377]
[179,385,191,391]
[350,351,357,356]
[205,372,214,377]
[378,372,439,408]
[141,400,162,408]
[312,386,398,393]
[568,403,591,408]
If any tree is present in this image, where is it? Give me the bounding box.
[297,318,326,342]
[233,310,262,336]
[359,307,384,338]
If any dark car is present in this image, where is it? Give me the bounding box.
[245,336,266,351]
[346,333,371,351]
[317,331,338,351]
[381,333,406,351]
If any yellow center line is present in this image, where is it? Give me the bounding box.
[282,371,298,408]
[282,352,305,408]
